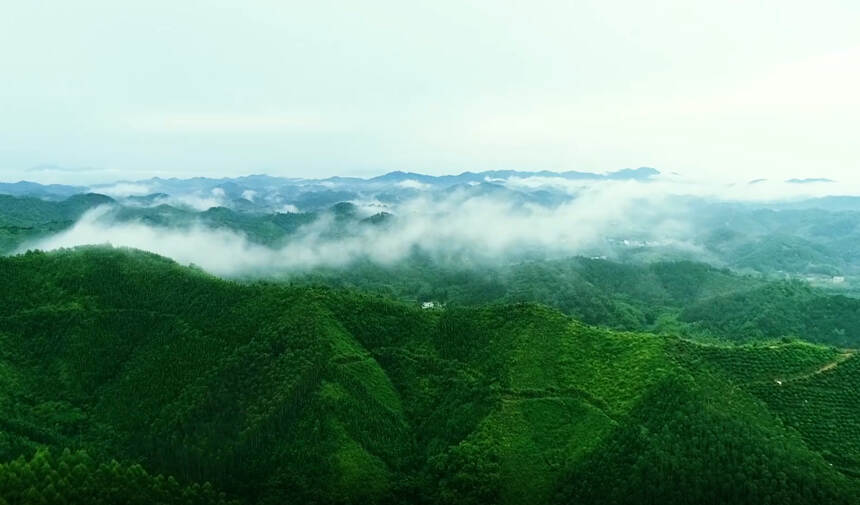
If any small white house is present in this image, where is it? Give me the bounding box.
[421,301,437,309]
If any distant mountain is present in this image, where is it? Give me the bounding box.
[125,192,170,205]
[786,177,835,184]
[604,166,660,180]
[0,180,87,199]
[70,168,659,213]
[367,170,441,183]
[0,168,660,214]
[768,196,860,212]
[367,167,660,185]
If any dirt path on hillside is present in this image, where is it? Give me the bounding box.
[775,350,856,385]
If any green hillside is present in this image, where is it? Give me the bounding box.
[0,194,114,253]
[1,247,859,504]
[294,256,860,348]
[680,282,860,346]
[0,193,376,255]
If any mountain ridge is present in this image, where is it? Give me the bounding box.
[0,167,663,200]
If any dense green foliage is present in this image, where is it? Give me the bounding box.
[0,194,112,253]
[0,449,236,505]
[674,339,860,479]
[291,256,860,347]
[1,247,859,503]
[558,374,855,505]
[679,282,860,346]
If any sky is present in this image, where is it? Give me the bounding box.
[1,0,859,184]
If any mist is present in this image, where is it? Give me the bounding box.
[17,176,809,276]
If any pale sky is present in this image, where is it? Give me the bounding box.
[2,0,859,184]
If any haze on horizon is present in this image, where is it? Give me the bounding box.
[2,0,859,184]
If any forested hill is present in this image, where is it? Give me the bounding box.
[294,257,860,347]
[1,247,859,504]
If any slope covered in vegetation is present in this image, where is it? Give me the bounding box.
[1,247,858,504]
[294,256,860,347]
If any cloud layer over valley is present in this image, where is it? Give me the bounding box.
[18,170,856,276]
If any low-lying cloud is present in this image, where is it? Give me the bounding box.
[18,180,718,276]
[19,175,858,277]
